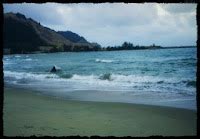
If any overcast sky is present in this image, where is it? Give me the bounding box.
[3,3,197,47]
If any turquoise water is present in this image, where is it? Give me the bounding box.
[3,47,197,110]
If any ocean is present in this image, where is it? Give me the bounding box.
[3,47,197,110]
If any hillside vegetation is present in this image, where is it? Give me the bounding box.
[3,12,101,54]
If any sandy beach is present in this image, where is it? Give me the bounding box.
[3,87,196,136]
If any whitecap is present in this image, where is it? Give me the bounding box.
[14,55,21,58]
[4,71,60,82]
[25,58,32,61]
[95,59,114,63]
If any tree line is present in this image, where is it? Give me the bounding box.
[105,42,161,51]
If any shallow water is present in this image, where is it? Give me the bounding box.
[3,47,197,110]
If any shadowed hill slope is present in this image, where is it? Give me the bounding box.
[3,12,101,54]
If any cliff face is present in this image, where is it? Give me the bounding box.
[3,12,101,54]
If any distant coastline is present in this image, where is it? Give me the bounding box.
[3,44,196,55]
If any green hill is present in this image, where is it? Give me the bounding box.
[57,31,88,43]
[3,12,101,54]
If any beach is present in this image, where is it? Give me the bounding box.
[3,3,197,137]
[3,87,196,136]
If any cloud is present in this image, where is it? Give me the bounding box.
[3,3,197,47]
[160,4,196,14]
[4,3,65,25]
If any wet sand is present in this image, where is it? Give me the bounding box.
[3,87,196,136]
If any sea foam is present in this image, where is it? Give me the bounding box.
[4,71,195,95]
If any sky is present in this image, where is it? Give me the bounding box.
[3,3,197,47]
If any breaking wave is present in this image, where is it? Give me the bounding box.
[4,71,196,93]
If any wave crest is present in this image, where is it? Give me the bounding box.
[4,71,196,95]
[182,80,196,87]
[95,59,114,63]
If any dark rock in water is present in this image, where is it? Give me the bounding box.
[99,73,113,81]
[157,81,164,84]
[50,65,61,72]
[186,80,196,87]
[51,67,56,72]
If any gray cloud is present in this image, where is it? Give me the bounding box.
[3,3,197,47]
[160,4,196,14]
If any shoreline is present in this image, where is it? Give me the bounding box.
[3,46,196,55]
[3,87,197,136]
[4,84,197,111]
[5,85,197,111]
